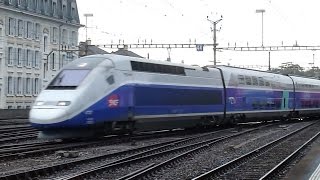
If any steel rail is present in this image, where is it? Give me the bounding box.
[259,131,320,180]
[192,122,317,180]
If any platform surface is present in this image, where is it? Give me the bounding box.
[284,141,320,180]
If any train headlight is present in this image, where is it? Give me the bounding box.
[56,101,71,106]
[34,101,45,106]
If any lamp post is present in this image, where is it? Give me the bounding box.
[84,13,93,41]
[256,9,265,47]
[207,16,223,66]
[58,23,63,69]
[309,53,315,68]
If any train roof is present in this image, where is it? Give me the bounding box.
[84,54,206,71]
[75,55,320,83]
[212,65,287,78]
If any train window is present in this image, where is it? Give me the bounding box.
[265,81,270,87]
[252,77,258,86]
[271,82,276,88]
[107,75,114,85]
[245,76,252,85]
[238,75,245,85]
[258,77,264,86]
[47,69,90,90]
[176,66,185,74]
[131,61,185,75]
[131,61,139,70]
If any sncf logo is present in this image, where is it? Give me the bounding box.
[108,94,119,108]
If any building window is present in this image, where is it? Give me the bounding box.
[17,48,23,66]
[51,53,55,69]
[34,0,38,10]
[34,78,39,94]
[26,78,31,95]
[18,20,23,37]
[71,31,77,46]
[27,49,32,67]
[62,29,67,44]
[35,23,40,40]
[7,47,13,65]
[43,36,48,52]
[7,76,13,95]
[8,17,15,36]
[52,27,58,43]
[63,5,66,17]
[27,22,33,39]
[18,0,22,5]
[27,0,32,9]
[52,2,57,16]
[71,7,75,18]
[44,0,48,13]
[17,77,22,95]
[35,51,40,68]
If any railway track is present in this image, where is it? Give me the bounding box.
[1,121,314,180]
[0,125,33,133]
[192,121,320,180]
[2,123,279,180]
[0,122,268,162]
[0,124,264,180]
[0,119,29,125]
[0,126,38,143]
[0,127,206,162]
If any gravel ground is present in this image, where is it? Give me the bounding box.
[81,122,311,180]
[40,129,239,179]
[147,122,312,180]
[0,133,191,176]
[1,122,311,180]
[0,119,30,125]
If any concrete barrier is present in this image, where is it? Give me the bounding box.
[0,109,30,120]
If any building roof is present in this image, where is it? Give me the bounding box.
[112,48,143,58]
[0,0,80,24]
[79,41,144,58]
[79,42,109,57]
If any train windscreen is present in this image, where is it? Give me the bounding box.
[46,69,90,90]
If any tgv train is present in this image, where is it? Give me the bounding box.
[29,54,320,138]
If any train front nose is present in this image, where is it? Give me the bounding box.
[30,107,68,125]
[29,99,74,128]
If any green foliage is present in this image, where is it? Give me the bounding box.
[269,63,320,79]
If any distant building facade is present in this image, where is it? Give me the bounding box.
[0,0,81,109]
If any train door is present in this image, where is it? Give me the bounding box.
[282,91,289,110]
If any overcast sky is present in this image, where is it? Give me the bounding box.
[76,0,320,69]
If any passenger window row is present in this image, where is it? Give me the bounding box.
[238,75,269,87]
[296,83,320,90]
